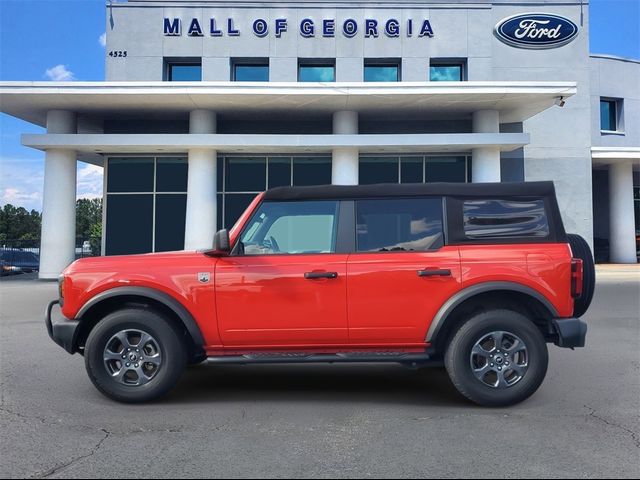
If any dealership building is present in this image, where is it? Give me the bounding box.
[0,0,638,279]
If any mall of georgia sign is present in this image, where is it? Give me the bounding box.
[494,13,579,49]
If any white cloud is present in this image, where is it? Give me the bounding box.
[77,162,104,200]
[44,64,75,82]
[1,188,41,205]
[99,32,106,48]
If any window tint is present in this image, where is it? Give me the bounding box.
[359,157,399,184]
[356,198,444,252]
[364,64,400,82]
[155,194,187,252]
[298,61,336,82]
[107,158,154,193]
[106,194,153,255]
[293,157,332,186]
[234,64,269,81]
[463,199,549,239]
[167,63,202,81]
[426,157,467,182]
[600,99,617,131]
[240,201,338,255]
[430,63,464,81]
[156,157,188,192]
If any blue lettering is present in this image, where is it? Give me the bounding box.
[188,18,203,37]
[300,18,315,37]
[365,19,378,38]
[323,19,335,37]
[419,19,434,38]
[253,18,268,37]
[342,18,358,37]
[209,18,222,37]
[385,19,400,37]
[275,18,287,37]
[163,17,181,36]
[407,19,413,37]
[228,18,240,36]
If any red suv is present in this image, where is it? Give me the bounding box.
[46,181,593,406]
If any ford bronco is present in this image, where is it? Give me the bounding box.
[46,181,593,406]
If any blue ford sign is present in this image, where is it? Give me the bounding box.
[494,13,579,49]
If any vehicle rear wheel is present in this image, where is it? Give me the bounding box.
[567,233,595,317]
[445,309,548,407]
[84,308,187,403]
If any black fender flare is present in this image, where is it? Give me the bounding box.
[76,286,205,348]
[426,281,559,343]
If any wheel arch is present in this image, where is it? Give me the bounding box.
[74,287,205,361]
[427,282,559,354]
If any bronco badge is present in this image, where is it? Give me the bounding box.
[198,272,210,283]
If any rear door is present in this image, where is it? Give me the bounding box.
[346,197,462,346]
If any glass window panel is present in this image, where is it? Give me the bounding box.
[217,157,224,191]
[426,157,467,182]
[400,157,423,183]
[293,157,332,186]
[225,194,258,230]
[155,194,187,252]
[298,65,335,82]
[364,65,399,82]
[225,157,266,192]
[234,64,269,81]
[268,158,292,188]
[106,194,153,255]
[240,200,338,255]
[356,198,444,252]
[156,157,188,192]
[359,157,399,185]
[169,64,202,81]
[217,193,223,231]
[430,65,462,81]
[107,158,154,193]
[600,100,617,131]
[463,199,550,239]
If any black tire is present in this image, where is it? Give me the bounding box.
[445,309,548,407]
[567,233,595,318]
[84,308,187,403]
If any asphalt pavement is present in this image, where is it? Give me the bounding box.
[1,270,639,478]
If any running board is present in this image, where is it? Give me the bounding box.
[206,352,441,366]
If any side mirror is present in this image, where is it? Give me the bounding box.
[206,229,231,256]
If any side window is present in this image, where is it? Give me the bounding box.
[240,201,339,255]
[463,199,549,239]
[356,198,444,252]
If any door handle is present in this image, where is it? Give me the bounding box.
[417,268,452,277]
[304,271,338,280]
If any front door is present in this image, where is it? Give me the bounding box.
[347,197,462,346]
[215,199,348,347]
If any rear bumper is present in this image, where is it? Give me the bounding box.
[45,300,79,354]
[552,317,587,349]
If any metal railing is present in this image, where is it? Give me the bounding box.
[0,237,102,269]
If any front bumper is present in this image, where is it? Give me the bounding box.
[45,300,79,354]
[552,317,587,349]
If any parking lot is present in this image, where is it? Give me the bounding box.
[1,270,639,478]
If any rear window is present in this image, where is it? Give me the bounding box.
[463,198,549,239]
[356,198,444,252]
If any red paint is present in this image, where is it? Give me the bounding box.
[60,197,576,355]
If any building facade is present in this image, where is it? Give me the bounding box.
[0,0,638,279]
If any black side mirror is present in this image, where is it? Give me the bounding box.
[206,229,231,256]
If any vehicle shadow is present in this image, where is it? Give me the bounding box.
[163,363,468,408]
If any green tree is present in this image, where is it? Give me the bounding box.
[0,204,41,243]
[75,198,102,241]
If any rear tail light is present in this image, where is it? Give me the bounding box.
[571,258,583,298]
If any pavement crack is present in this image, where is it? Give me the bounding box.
[584,405,640,449]
[34,428,111,479]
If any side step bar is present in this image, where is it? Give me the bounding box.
[207,352,442,367]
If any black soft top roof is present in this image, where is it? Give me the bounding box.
[264,181,557,201]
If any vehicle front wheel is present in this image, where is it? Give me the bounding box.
[444,309,548,407]
[84,308,187,403]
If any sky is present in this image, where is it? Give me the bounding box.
[0,0,639,212]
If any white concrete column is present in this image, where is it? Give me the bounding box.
[608,161,637,264]
[40,110,77,279]
[472,110,501,183]
[332,111,359,185]
[184,110,218,250]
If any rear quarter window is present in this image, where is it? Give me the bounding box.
[463,199,549,239]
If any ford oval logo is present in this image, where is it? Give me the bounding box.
[494,13,579,49]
